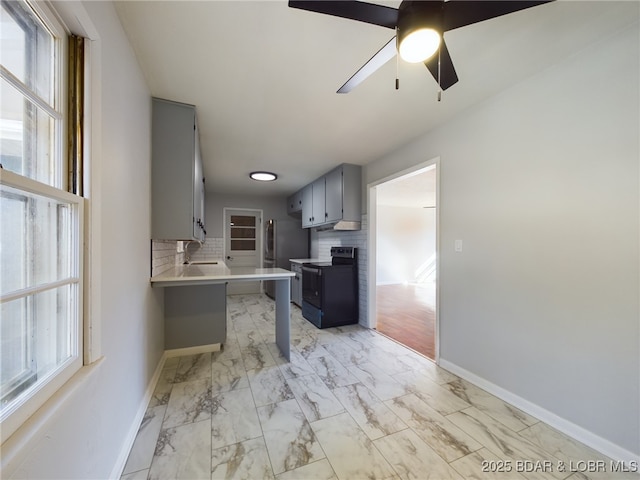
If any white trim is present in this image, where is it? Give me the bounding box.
[0,169,85,444]
[0,168,78,203]
[0,277,80,304]
[0,66,61,120]
[110,345,218,479]
[439,358,640,465]
[164,343,221,358]
[108,354,167,480]
[366,157,441,362]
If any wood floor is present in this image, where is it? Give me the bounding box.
[376,283,435,360]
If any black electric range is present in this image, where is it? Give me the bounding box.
[301,246,358,329]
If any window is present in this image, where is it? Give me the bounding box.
[229,215,256,251]
[0,0,83,442]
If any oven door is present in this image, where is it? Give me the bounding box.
[302,265,322,309]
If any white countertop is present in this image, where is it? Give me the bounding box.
[151,262,294,287]
[289,258,326,264]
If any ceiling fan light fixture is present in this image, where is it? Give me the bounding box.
[399,28,441,63]
[250,171,278,182]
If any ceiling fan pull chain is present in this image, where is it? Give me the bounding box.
[395,29,400,90]
[437,48,442,102]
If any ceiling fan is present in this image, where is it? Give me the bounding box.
[288,0,554,93]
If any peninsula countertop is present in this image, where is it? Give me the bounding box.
[151,262,295,287]
[289,258,326,265]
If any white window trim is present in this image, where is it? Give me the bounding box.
[0,0,96,445]
[0,169,85,444]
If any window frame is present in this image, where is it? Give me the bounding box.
[0,0,85,444]
[0,169,84,443]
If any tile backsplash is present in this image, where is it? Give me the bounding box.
[151,240,184,277]
[186,237,224,262]
[151,237,225,277]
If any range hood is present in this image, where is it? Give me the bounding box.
[315,220,361,232]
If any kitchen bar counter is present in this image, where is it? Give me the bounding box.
[151,263,294,287]
[289,258,325,265]
[151,262,294,360]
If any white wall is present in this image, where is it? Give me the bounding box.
[4,2,164,478]
[366,23,639,458]
[376,206,436,285]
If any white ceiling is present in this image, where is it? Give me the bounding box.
[115,1,638,197]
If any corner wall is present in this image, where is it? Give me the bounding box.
[365,23,639,458]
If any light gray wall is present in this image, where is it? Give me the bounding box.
[366,23,639,456]
[5,2,164,478]
[204,192,292,237]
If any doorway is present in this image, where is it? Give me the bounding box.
[368,160,439,361]
[224,208,262,295]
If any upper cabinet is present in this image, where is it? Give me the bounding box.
[151,98,206,241]
[286,189,303,215]
[295,163,361,230]
[301,177,327,228]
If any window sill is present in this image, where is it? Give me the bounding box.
[0,356,106,478]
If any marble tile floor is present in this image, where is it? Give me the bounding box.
[121,294,636,480]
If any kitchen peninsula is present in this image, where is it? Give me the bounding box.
[151,263,295,360]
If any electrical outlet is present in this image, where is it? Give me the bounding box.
[176,241,184,253]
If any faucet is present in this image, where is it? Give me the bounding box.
[183,240,202,264]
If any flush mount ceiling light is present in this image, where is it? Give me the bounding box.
[250,171,278,182]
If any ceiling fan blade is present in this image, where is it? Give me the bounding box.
[424,40,458,91]
[442,1,553,32]
[337,36,397,94]
[288,1,398,29]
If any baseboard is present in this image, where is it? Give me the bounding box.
[110,343,222,478]
[109,354,167,480]
[165,343,220,358]
[439,359,640,466]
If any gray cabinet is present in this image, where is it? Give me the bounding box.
[287,189,303,215]
[152,98,206,241]
[325,163,361,225]
[302,184,312,227]
[325,166,343,223]
[164,284,226,349]
[290,262,302,307]
[300,163,361,230]
[301,180,326,228]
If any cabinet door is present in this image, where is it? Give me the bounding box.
[302,184,314,227]
[287,189,303,214]
[325,167,343,223]
[312,177,326,225]
[152,98,198,240]
[193,125,204,240]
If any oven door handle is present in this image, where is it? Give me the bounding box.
[302,266,322,276]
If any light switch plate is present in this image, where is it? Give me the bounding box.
[454,239,463,252]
